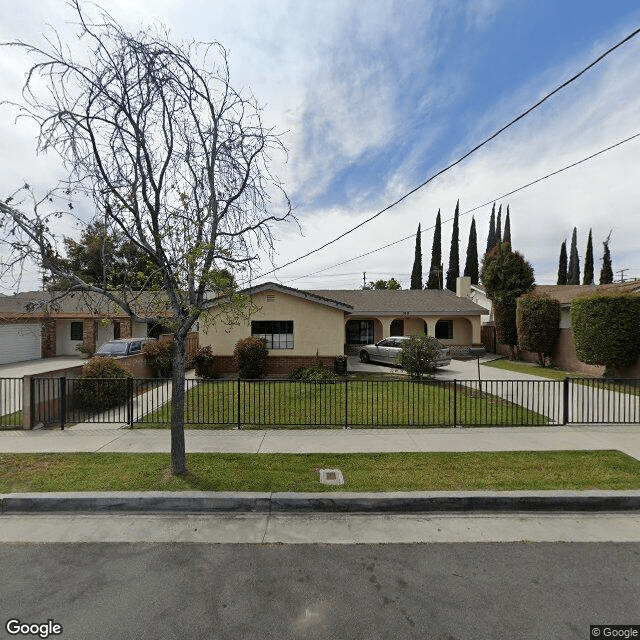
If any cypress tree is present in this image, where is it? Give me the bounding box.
[600,235,613,284]
[410,224,423,289]
[485,203,496,253]
[503,205,511,247]
[567,227,580,285]
[445,200,460,291]
[583,229,594,285]
[463,216,479,284]
[427,209,442,289]
[557,241,568,285]
[495,204,502,246]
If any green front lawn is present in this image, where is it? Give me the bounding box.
[0,410,23,428]
[138,379,549,428]
[1,450,639,493]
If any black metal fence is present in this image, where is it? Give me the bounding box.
[0,378,23,429]
[23,376,640,429]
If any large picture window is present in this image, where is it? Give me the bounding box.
[435,319,453,340]
[346,319,374,344]
[251,320,294,349]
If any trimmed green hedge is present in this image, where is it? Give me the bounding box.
[571,293,640,374]
[516,292,560,365]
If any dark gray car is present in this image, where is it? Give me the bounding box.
[359,336,451,367]
[95,337,156,357]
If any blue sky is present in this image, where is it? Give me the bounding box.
[1,0,639,291]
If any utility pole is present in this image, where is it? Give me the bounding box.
[363,272,366,289]
[617,269,628,282]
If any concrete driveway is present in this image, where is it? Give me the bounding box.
[0,356,86,378]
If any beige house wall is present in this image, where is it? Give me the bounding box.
[201,290,346,357]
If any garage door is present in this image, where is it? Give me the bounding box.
[0,324,42,365]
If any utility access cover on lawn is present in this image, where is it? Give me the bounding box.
[319,469,345,485]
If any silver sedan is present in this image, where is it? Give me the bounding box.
[358,336,451,367]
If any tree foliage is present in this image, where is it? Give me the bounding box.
[503,205,512,247]
[410,224,422,290]
[600,235,614,284]
[0,2,291,474]
[481,244,535,354]
[426,209,442,289]
[233,336,269,379]
[363,278,401,290]
[516,292,560,366]
[571,294,640,376]
[567,227,580,285]
[463,216,479,285]
[583,229,594,285]
[445,200,460,292]
[557,241,568,285]
[485,203,496,253]
[397,335,441,380]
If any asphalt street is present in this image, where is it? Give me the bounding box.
[1,540,638,640]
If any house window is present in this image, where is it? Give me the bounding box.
[435,319,453,340]
[70,321,83,341]
[251,320,294,349]
[113,322,121,339]
[346,319,374,344]
[390,319,404,336]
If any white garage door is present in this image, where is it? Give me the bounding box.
[0,324,42,365]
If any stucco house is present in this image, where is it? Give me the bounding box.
[201,279,489,376]
[0,291,164,365]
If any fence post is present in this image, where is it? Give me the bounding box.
[128,378,134,428]
[562,378,569,425]
[452,379,457,428]
[237,377,241,430]
[60,377,66,431]
[344,378,349,429]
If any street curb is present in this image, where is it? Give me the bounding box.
[3,490,640,513]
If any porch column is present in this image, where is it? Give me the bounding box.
[423,318,438,337]
[471,317,482,344]
[379,317,392,339]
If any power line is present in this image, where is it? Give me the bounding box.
[277,130,640,285]
[247,26,640,284]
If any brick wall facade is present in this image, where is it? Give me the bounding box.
[41,319,57,358]
[209,355,337,378]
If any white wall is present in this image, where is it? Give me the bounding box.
[56,320,83,356]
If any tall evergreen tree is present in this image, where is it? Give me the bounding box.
[583,229,594,285]
[557,241,568,285]
[445,200,460,291]
[495,204,502,246]
[463,216,479,284]
[485,203,496,253]
[600,234,613,284]
[503,205,511,246]
[427,209,442,289]
[410,223,422,289]
[567,227,580,284]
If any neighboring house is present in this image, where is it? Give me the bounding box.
[494,280,640,377]
[0,291,165,365]
[201,279,489,376]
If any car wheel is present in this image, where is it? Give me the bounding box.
[360,351,370,363]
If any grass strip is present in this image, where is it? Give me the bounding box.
[481,359,579,380]
[1,450,639,493]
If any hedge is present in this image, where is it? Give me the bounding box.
[516,292,560,365]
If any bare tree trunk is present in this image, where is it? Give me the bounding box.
[170,332,187,475]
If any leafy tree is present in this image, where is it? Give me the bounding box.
[571,293,640,376]
[410,224,422,290]
[463,216,479,284]
[485,203,496,253]
[396,334,441,380]
[495,204,502,245]
[426,209,442,289]
[557,241,568,285]
[363,278,402,290]
[516,292,560,366]
[0,2,291,474]
[445,200,460,292]
[567,227,580,284]
[583,229,594,285]
[481,244,535,358]
[503,205,512,247]
[600,234,614,284]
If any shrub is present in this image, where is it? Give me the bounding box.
[74,356,133,411]
[142,340,173,377]
[192,346,219,379]
[288,361,341,381]
[233,336,268,378]
[571,293,640,376]
[397,335,440,380]
[516,292,560,366]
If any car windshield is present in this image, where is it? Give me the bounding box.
[96,342,128,355]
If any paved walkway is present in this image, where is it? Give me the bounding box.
[1,424,640,460]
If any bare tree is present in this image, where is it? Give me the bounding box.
[0,1,292,474]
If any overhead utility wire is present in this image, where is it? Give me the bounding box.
[281,131,640,284]
[250,26,640,282]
